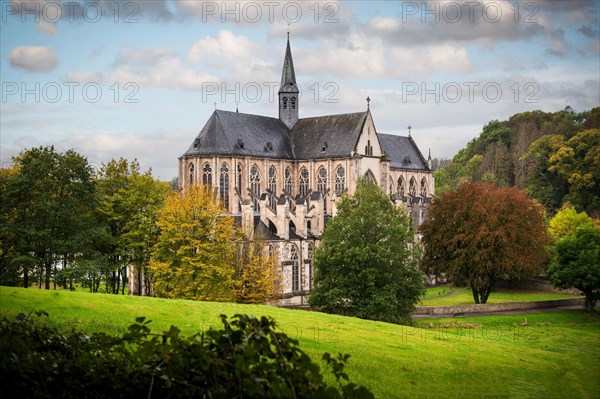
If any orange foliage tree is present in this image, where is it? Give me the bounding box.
[231,238,281,304]
[420,183,550,304]
[149,185,237,301]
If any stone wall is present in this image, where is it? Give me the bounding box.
[414,297,585,316]
[495,277,581,294]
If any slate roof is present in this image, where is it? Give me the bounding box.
[182,110,429,172]
[290,112,367,160]
[182,110,293,159]
[378,133,430,171]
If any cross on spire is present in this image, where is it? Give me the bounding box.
[408,125,412,136]
[366,96,371,108]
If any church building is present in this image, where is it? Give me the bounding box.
[177,37,434,305]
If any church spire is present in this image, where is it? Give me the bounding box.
[279,33,298,93]
[278,34,299,129]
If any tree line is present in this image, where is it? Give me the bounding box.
[0,146,279,304]
[434,107,599,218]
[423,107,599,311]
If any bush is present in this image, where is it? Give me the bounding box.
[0,311,373,399]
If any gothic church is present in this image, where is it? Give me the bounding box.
[178,37,434,305]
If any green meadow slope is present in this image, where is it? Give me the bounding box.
[1,286,598,399]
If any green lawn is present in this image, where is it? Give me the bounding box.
[420,285,581,306]
[1,286,599,399]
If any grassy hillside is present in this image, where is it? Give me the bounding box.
[1,286,599,399]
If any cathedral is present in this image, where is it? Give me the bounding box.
[177,37,434,305]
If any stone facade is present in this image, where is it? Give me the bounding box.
[131,37,435,302]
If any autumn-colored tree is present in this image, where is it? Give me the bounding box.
[420,183,550,304]
[548,204,595,243]
[149,185,237,301]
[548,129,600,217]
[231,238,281,304]
[520,134,569,213]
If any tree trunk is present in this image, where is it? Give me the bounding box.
[472,288,480,304]
[584,290,596,312]
[115,269,121,294]
[38,261,43,289]
[44,261,52,290]
[138,265,143,296]
[23,269,28,288]
[121,266,127,295]
[45,260,51,290]
[480,284,494,304]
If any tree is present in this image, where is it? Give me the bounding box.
[548,204,595,243]
[548,129,600,217]
[0,147,97,289]
[308,180,424,323]
[96,159,170,295]
[149,185,237,301]
[232,238,282,304]
[420,183,550,304]
[547,226,600,311]
[520,134,569,214]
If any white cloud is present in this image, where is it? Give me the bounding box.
[9,46,59,73]
[67,47,220,91]
[187,30,274,83]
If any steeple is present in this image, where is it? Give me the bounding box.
[278,33,299,129]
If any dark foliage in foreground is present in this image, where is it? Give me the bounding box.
[0,312,373,399]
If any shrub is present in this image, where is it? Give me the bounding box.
[0,311,373,399]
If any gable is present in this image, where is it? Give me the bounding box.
[378,133,429,171]
[354,110,382,157]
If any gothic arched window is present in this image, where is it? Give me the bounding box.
[398,176,405,196]
[284,166,293,194]
[420,177,428,197]
[317,167,327,193]
[307,243,313,290]
[268,166,277,210]
[189,163,195,185]
[290,244,299,292]
[335,166,345,195]
[219,163,229,210]
[389,176,394,194]
[317,166,328,214]
[250,165,261,211]
[237,163,242,190]
[202,163,212,186]
[291,96,296,110]
[364,170,375,183]
[409,177,417,197]
[282,96,288,110]
[299,167,309,197]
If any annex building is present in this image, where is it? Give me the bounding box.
[177,37,434,305]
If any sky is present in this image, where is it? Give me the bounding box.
[1,0,599,180]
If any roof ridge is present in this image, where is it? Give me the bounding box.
[377,132,410,139]
[215,109,282,121]
[298,111,367,121]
